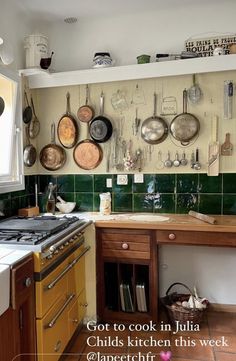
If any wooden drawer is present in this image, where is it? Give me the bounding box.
[36,293,75,361]
[156,230,236,247]
[11,255,34,309]
[67,289,87,338]
[100,229,151,259]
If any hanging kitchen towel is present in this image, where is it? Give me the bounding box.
[0,264,10,316]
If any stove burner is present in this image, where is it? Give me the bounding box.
[0,215,86,248]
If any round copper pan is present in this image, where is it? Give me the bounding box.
[77,85,95,123]
[73,139,103,170]
[57,92,78,148]
[40,123,66,171]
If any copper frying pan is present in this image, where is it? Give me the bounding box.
[77,84,95,123]
[73,139,103,170]
[40,123,66,171]
[57,92,78,148]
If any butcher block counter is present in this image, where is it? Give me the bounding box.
[79,213,236,247]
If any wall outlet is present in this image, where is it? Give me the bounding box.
[117,174,128,185]
[134,173,144,183]
[106,178,112,188]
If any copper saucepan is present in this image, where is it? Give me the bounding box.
[40,123,66,171]
[57,92,78,148]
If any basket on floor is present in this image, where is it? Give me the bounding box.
[161,282,208,325]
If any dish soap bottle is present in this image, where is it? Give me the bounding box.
[46,182,56,214]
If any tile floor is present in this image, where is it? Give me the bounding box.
[62,311,236,361]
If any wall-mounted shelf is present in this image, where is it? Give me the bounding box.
[20,54,236,89]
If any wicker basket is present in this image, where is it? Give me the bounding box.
[161,282,208,325]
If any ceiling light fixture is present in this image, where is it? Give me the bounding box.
[64,17,78,24]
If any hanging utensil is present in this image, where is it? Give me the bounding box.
[170,89,200,145]
[0,95,5,116]
[131,83,145,105]
[156,151,164,169]
[23,91,32,124]
[173,152,180,167]
[89,92,113,143]
[187,74,202,104]
[57,92,79,148]
[221,132,233,156]
[193,148,201,170]
[23,125,37,167]
[164,151,173,168]
[77,84,95,123]
[40,123,66,171]
[223,80,233,119]
[141,93,168,144]
[135,149,142,172]
[29,96,40,139]
[208,115,220,176]
[160,96,177,115]
[132,108,141,136]
[180,151,188,166]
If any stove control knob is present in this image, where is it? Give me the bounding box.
[59,245,64,250]
[54,250,59,254]
[65,242,69,246]
[69,239,74,243]
[47,255,53,259]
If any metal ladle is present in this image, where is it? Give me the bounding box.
[193,148,201,170]
[180,151,188,166]
[164,151,173,168]
[173,152,180,167]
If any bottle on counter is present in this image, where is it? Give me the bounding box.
[46,182,56,214]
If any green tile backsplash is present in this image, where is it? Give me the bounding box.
[1,173,236,217]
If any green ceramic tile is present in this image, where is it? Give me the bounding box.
[156,174,176,193]
[11,197,20,215]
[75,175,93,192]
[94,174,112,193]
[38,175,55,193]
[0,193,11,201]
[176,193,198,214]
[0,198,11,217]
[93,193,100,211]
[113,175,132,193]
[154,194,176,213]
[75,193,93,211]
[223,174,236,193]
[113,193,133,212]
[198,174,222,193]
[199,194,222,214]
[27,175,38,194]
[133,174,155,193]
[19,196,29,209]
[57,192,75,202]
[223,195,236,215]
[177,174,198,193]
[133,194,153,212]
[57,175,75,193]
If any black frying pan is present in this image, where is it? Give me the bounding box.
[0,96,5,116]
[23,91,32,124]
[89,92,113,143]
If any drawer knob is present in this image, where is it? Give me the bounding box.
[168,233,176,240]
[121,242,129,250]
[25,277,32,288]
[54,340,62,353]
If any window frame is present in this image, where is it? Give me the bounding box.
[0,65,24,194]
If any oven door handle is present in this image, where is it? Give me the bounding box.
[46,246,91,290]
[45,293,75,329]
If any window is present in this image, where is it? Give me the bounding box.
[0,66,24,193]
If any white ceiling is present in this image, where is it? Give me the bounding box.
[17,0,228,22]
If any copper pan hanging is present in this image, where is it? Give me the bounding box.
[77,84,95,123]
[57,92,78,148]
[40,123,66,171]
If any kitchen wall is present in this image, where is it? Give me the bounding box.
[41,1,236,72]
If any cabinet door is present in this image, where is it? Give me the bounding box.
[67,247,86,297]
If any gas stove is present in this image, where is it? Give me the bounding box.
[0,215,91,253]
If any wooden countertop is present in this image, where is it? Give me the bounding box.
[94,214,236,233]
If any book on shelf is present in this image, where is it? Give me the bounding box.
[136,282,147,312]
[119,283,134,312]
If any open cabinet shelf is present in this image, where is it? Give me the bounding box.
[20,54,236,89]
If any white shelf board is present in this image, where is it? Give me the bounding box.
[19,68,50,76]
[23,54,236,89]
